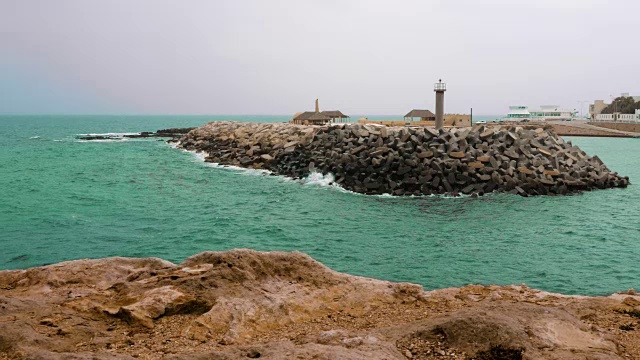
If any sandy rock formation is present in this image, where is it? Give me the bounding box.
[1,250,640,359]
[177,122,628,196]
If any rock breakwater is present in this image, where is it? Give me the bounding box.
[178,122,628,196]
[77,127,196,141]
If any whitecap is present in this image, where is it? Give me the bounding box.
[76,132,140,137]
[189,150,206,162]
[75,138,128,143]
[299,172,355,194]
[242,168,271,176]
[29,136,40,139]
[374,192,471,199]
[301,171,335,187]
[180,148,343,188]
[206,162,249,171]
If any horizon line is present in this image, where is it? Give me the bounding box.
[0,113,503,117]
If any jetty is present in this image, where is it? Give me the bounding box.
[76,128,195,141]
[177,122,628,197]
[549,120,640,138]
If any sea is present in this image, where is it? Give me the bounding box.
[1,115,638,296]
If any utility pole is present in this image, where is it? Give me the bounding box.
[577,100,589,120]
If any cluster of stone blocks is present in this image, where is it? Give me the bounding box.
[178,122,629,196]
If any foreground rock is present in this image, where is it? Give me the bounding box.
[177,122,629,196]
[1,249,640,359]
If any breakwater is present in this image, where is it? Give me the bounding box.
[177,122,629,196]
[76,127,195,141]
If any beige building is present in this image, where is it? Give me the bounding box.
[358,113,470,127]
[404,109,435,122]
[444,114,471,127]
[589,100,609,119]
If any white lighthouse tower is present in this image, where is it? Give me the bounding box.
[434,79,446,130]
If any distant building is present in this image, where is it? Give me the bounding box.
[444,114,471,127]
[594,109,640,122]
[504,105,576,122]
[620,93,640,102]
[589,100,609,119]
[403,109,436,122]
[504,106,531,120]
[321,110,350,123]
[589,93,640,119]
[291,111,332,125]
[290,99,349,125]
[529,105,576,121]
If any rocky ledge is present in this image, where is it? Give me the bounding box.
[1,250,640,359]
[177,122,629,197]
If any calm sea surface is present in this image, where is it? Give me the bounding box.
[1,115,638,295]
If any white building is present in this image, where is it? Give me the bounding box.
[529,105,576,121]
[503,106,531,121]
[594,109,640,122]
[504,105,576,122]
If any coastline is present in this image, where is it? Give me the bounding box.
[1,249,638,359]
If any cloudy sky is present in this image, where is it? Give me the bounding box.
[1,0,638,115]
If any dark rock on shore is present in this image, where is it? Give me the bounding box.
[176,122,629,197]
[77,127,196,142]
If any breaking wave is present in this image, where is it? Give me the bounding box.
[179,146,471,197]
[76,132,140,137]
[75,138,128,143]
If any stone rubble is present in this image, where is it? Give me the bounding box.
[177,122,629,196]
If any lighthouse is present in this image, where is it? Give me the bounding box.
[434,79,446,130]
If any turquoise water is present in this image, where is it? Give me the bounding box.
[1,115,638,296]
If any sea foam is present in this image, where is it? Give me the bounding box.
[76,138,128,143]
[77,132,140,137]
[179,146,470,198]
[181,147,350,191]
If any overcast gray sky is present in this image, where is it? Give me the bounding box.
[1,0,638,115]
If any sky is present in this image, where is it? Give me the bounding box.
[0,0,638,115]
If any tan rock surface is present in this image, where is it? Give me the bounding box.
[1,249,639,359]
